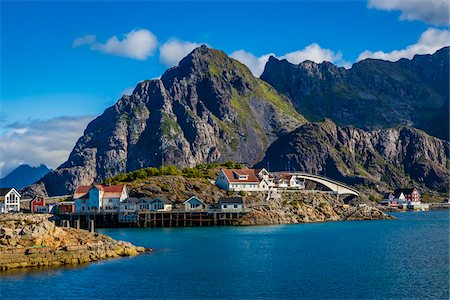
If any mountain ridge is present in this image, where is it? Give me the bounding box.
[256,119,449,194]
[260,46,449,140]
[1,164,51,190]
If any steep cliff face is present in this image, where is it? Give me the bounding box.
[256,119,449,192]
[37,46,305,195]
[260,47,449,140]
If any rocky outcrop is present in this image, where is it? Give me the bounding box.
[36,46,305,196]
[0,214,148,270]
[256,119,449,193]
[239,192,393,225]
[260,47,449,140]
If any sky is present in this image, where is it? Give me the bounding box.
[0,0,449,177]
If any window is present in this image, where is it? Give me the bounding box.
[223,205,227,208]
[234,205,238,208]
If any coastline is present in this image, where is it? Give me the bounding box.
[0,214,149,271]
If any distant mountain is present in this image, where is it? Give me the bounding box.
[260,47,449,140]
[34,46,305,196]
[256,119,449,193]
[0,164,51,190]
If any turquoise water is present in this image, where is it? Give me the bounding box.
[1,210,449,299]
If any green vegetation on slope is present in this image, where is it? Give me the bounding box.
[103,161,243,185]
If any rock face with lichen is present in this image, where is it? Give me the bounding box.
[34,46,305,196]
[0,214,148,270]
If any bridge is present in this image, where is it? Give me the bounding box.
[274,172,360,197]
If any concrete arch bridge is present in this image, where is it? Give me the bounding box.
[275,172,360,197]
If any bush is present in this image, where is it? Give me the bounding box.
[182,167,205,178]
[144,167,160,177]
[159,165,181,175]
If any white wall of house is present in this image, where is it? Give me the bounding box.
[220,203,243,212]
[150,200,172,211]
[137,200,150,211]
[184,197,205,211]
[101,198,120,212]
[1,189,21,213]
[120,202,137,213]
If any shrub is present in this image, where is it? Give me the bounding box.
[159,165,181,175]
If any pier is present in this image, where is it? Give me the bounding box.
[55,209,250,229]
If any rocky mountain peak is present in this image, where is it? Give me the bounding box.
[32,47,306,196]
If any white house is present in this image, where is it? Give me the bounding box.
[215,168,273,192]
[120,197,139,213]
[73,184,128,213]
[393,191,407,203]
[136,198,151,211]
[218,197,244,212]
[0,188,21,213]
[184,196,206,211]
[149,197,172,211]
[273,173,305,189]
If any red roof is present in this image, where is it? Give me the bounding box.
[73,184,126,199]
[73,186,91,199]
[222,169,260,183]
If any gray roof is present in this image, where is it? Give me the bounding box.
[183,196,205,204]
[0,188,18,197]
[218,197,243,204]
[149,197,172,204]
[123,197,140,204]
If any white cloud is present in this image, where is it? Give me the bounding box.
[72,34,96,47]
[73,29,158,60]
[368,0,449,26]
[230,43,350,77]
[357,28,450,62]
[0,116,95,177]
[280,44,343,65]
[159,39,205,67]
[230,50,274,77]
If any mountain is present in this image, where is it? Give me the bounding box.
[34,46,305,196]
[260,47,449,140]
[256,119,449,194]
[0,164,51,190]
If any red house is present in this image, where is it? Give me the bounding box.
[56,202,75,214]
[30,196,45,213]
[394,188,421,203]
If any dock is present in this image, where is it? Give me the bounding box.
[56,209,250,229]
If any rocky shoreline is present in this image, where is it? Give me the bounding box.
[238,192,394,225]
[0,214,149,271]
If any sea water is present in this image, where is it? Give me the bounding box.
[1,210,448,299]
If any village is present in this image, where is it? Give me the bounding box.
[0,167,444,228]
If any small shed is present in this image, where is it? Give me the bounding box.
[149,197,172,211]
[184,196,206,211]
[218,197,244,212]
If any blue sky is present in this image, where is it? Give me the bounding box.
[1,0,449,176]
